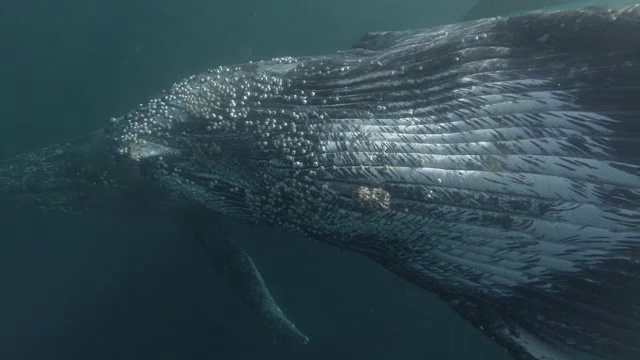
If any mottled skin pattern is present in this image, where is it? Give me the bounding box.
[109,6,640,360]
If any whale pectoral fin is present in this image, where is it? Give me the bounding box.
[181,208,309,345]
[196,233,310,345]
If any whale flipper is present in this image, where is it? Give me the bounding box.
[179,208,309,345]
[196,234,309,345]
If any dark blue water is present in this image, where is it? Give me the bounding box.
[0,1,513,359]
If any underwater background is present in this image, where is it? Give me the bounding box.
[0,1,634,359]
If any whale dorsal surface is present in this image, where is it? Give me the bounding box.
[110,5,640,360]
[461,0,601,21]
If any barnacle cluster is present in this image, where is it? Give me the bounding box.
[354,185,391,209]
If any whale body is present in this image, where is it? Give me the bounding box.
[108,6,640,359]
[3,5,639,360]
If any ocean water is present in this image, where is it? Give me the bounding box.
[0,1,632,359]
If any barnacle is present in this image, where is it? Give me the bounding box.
[354,186,391,209]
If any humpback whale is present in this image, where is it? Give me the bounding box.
[2,5,639,360]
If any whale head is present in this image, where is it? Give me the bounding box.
[108,61,314,220]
